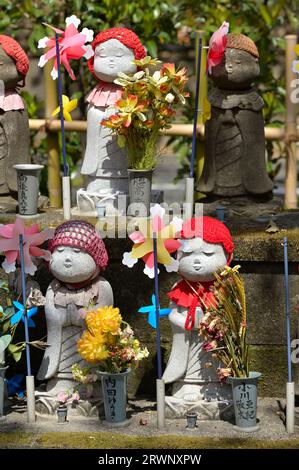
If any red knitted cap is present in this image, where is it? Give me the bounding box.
[0,35,29,83]
[88,27,146,78]
[181,216,234,264]
[48,220,108,271]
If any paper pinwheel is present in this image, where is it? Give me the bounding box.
[122,204,183,278]
[138,294,171,328]
[206,21,229,74]
[11,301,38,328]
[38,15,94,80]
[0,218,54,275]
[6,374,25,397]
[52,94,78,121]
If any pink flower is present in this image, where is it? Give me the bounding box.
[57,391,69,404]
[203,340,218,351]
[0,218,54,275]
[206,21,229,74]
[217,367,232,382]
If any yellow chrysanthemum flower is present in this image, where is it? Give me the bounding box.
[85,306,122,336]
[77,330,109,364]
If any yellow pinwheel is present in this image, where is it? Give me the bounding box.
[52,95,78,121]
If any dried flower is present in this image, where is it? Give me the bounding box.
[26,288,46,308]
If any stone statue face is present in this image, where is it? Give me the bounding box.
[211,48,260,90]
[50,246,97,283]
[177,238,228,282]
[0,46,20,89]
[93,39,137,83]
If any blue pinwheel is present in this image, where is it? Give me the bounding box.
[6,374,25,397]
[138,294,171,329]
[11,301,38,328]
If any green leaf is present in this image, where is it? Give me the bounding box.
[0,335,11,353]
[259,5,272,26]
[8,343,25,362]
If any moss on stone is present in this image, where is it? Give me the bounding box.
[1,431,299,449]
[249,345,288,397]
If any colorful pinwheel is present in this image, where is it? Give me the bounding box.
[11,301,38,328]
[38,15,94,80]
[206,21,229,74]
[0,218,54,275]
[138,295,171,328]
[122,204,182,278]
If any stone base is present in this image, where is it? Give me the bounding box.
[233,424,260,433]
[35,395,104,418]
[165,395,234,420]
[199,196,282,220]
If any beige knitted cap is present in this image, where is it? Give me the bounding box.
[226,33,259,58]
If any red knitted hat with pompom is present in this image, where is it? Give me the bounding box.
[48,220,108,271]
[88,27,146,78]
[0,35,29,84]
[181,216,234,264]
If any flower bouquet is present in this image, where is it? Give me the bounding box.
[77,306,149,373]
[199,265,249,380]
[56,390,79,424]
[199,265,262,431]
[101,56,189,170]
[76,306,149,424]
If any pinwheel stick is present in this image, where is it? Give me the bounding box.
[19,234,36,423]
[283,237,295,434]
[55,33,71,220]
[153,234,165,429]
[185,35,203,221]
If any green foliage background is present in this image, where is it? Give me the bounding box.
[0,0,298,188]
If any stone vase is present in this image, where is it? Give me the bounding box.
[127,169,153,216]
[97,370,130,427]
[13,164,44,216]
[57,404,68,424]
[227,371,261,432]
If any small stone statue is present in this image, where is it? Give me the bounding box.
[163,216,234,419]
[197,33,273,201]
[36,220,113,415]
[77,28,146,214]
[0,35,30,212]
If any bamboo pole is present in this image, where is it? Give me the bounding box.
[28,120,291,141]
[44,62,62,208]
[284,35,298,209]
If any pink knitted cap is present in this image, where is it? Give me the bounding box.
[48,220,108,271]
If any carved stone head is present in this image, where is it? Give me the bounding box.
[0,35,29,89]
[87,27,146,83]
[211,33,260,90]
[177,217,234,282]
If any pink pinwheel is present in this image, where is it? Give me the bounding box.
[206,21,229,74]
[122,204,182,278]
[38,15,94,80]
[0,218,54,275]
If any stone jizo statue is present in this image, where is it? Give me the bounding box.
[0,35,30,213]
[36,220,113,415]
[163,216,234,419]
[77,28,146,214]
[197,33,273,201]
